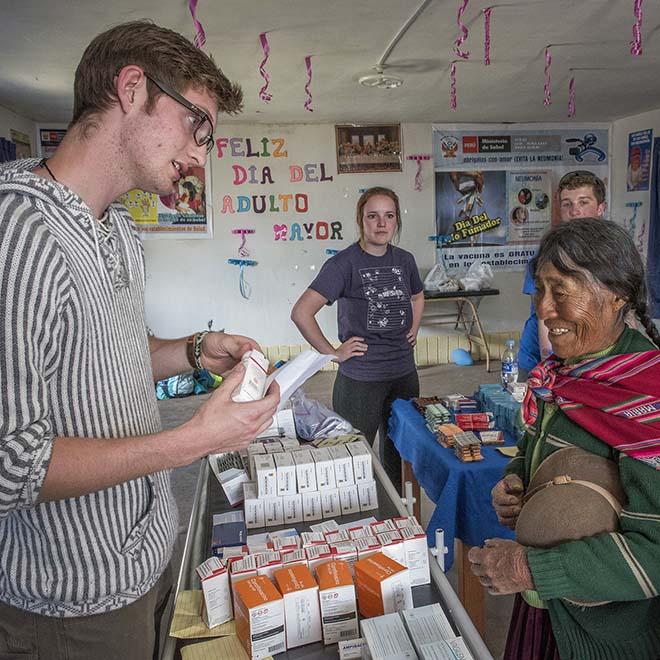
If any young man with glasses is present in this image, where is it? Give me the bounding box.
[518,170,606,377]
[0,20,279,660]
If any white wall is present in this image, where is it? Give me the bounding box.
[143,122,530,344]
[611,107,659,264]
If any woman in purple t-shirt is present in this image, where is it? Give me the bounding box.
[291,187,424,488]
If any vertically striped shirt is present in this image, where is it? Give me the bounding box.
[0,160,177,616]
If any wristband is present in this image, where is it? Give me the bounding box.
[186,330,209,370]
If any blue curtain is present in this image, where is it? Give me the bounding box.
[648,137,660,318]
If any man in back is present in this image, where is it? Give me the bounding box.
[518,170,606,377]
[0,20,279,660]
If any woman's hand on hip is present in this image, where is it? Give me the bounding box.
[334,337,368,362]
[467,539,533,595]
[406,330,418,347]
[492,474,524,529]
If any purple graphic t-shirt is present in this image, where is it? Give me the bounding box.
[310,242,423,381]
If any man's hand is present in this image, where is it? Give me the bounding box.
[200,332,261,375]
[468,539,533,595]
[186,364,280,455]
[334,337,368,363]
[492,474,524,529]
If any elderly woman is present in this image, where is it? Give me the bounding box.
[469,218,660,659]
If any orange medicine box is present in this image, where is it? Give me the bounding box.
[233,575,285,660]
[316,560,359,645]
[353,551,413,618]
[273,564,322,648]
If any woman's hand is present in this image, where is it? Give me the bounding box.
[334,336,368,362]
[468,539,533,595]
[492,474,524,529]
[406,330,418,347]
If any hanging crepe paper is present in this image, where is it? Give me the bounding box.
[228,259,257,299]
[258,32,272,103]
[483,7,493,65]
[454,0,470,59]
[450,61,458,110]
[188,0,206,49]
[631,0,643,56]
[543,46,552,106]
[325,248,340,257]
[304,56,314,112]
[568,73,576,118]
[231,228,255,257]
[407,154,432,191]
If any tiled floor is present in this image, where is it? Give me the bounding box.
[160,361,513,659]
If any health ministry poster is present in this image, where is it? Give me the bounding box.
[433,126,610,272]
[627,129,652,192]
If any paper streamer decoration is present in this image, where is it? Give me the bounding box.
[231,228,255,257]
[568,73,576,118]
[543,46,552,106]
[483,7,493,65]
[304,56,314,112]
[188,0,206,49]
[454,0,470,59]
[631,0,643,56]
[228,259,257,299]
[258,33,272,103]
[428,234,453,247]
[325,248,340,257]
[450,61,458,110]
[407,154,432,191]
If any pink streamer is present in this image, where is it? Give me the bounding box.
[483,7,493,66]
[258,32,272,103]
[188,0,206,49]
[454,0,470,60]
[568,74,576,118]
[450,61,457,110]
[407,155,431,192]
[631,0,643,56]
[232,229,255,257]
[304,56,313,112]
[543,46,552,106]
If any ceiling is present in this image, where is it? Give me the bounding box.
[2,0,660,126]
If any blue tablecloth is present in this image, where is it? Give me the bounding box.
[388,398,516,572]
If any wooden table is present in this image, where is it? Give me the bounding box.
[423,288,500,372]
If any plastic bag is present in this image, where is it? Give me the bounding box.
[459,260,494,291]
[423,262,460,292]
[290,388,354,441]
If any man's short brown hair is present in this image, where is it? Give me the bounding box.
[71,20,242,130]
[557,170,606,204]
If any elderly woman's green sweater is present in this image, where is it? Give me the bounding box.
[505,327,660,660]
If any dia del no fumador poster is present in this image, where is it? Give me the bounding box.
[119,164,212,238]
[432,126,610,272]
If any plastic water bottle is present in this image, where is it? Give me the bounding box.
[501,339,519,389]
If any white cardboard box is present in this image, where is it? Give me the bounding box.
[264,496,284,528]
[419,638,474,660]
[254,454,277,498]
[339,484,360,515]
[293,449,318,492]
[321,488,342,519]
[306,544,333,575]
[313,447,337,489]
[360,613,417,660]
[255,551,283,580]
[347,440,373,482]
[195,557,233,628]
[302,490,323,521]
[329,445,355,486]
[282,493,303,524]
[358,480,379,512]
[377,531,406,567]
[274,452,297,496]
[243,482,265,529]
[230,554,258,586]
[400,526,431,586]
[401,604,456,653]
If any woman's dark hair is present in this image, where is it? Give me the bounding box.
[531,217,660,348]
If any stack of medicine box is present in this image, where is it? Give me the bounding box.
[243,439,378,529]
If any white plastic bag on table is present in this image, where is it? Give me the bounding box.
[423,262,460,293]
[290,388,354,441]
[459,260,494,291]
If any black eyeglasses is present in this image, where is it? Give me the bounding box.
[144,73,214,154]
